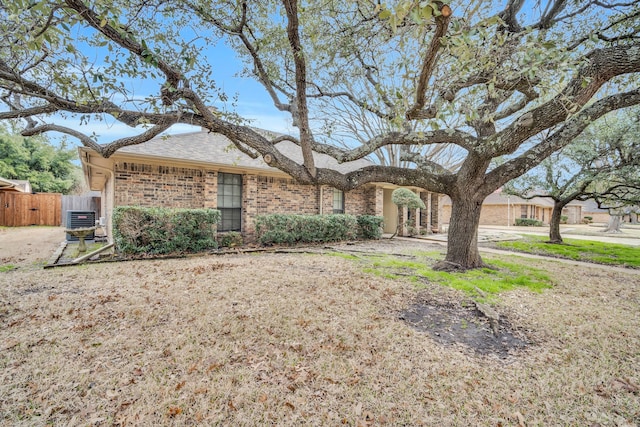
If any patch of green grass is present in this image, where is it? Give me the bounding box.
[496,235,640,268]
[0,264,16,272]
[346,251,553,301]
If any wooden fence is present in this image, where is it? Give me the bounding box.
[0,192,62,227]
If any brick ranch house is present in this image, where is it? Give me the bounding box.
[441,189,585,226]
[80,129,444,242]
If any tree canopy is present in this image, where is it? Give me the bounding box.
[505,109,640,242]
[0,125,80,194]
[1,0,639,269]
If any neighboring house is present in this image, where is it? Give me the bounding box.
[80,129,443,241]
[441,189,584,226]
[0,177,31,193]
[581,199,612,224]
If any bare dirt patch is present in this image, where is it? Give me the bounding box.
[0,226,64,268]
[400,298,528,358]
[1,237,640,425]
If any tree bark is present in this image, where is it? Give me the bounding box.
[548,201,565,243]
[603,215,622,233]
[434,196,485,271]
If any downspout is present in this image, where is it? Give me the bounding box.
[319,186,323,215]
[83,154,115,243]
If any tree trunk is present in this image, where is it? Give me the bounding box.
[434,196,485,271]
[630,212,638,224]
[548,201,565,243]
[603,215,622,233]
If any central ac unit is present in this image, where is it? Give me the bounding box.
[66,210,96,241]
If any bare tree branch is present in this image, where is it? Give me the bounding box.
[484,88,640,191]
[282,0,315,177]
[485,43,640,157]
[406,3,452,120]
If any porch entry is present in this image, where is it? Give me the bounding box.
[382,189,398,233]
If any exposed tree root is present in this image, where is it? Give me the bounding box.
[432,260,467,272]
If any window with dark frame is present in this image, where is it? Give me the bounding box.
[520,205,528,219]
[332,189,344,214]
[218,173,242,231]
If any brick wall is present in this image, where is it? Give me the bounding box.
[345,185,374,215]
[255,176,319,215]
[114,162,204,208]
[114,162,383,239]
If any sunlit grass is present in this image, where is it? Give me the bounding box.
[339,251,553,301]
[0,264,16,272]
[496,236,640,268]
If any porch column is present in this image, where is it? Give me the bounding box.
[374,186,384,216]
[401,205,408,236]
[414,189,421,234]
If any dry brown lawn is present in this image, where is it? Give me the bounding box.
[1,236,639,426]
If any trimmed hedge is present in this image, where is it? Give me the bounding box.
[356,215,384,239]
[515,218,543,226]
[218,231,243,248]
[255,214,360,245]
[112,206,220,255]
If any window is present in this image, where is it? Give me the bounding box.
[520,205,528,219]
[218,173,242,231]
[333,189,344,214]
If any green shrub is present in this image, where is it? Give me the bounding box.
[112,206,220,255]
[255,214,358,245]
[405,221,418,236]
[515,218,543,226]
[356,215,384,239]
[219,231,243,248]
[560,215,568,224]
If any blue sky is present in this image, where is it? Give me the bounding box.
[56,42,293,145]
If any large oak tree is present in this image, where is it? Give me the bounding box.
[1,0,639,269]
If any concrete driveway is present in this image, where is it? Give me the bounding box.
[0,226,65,267]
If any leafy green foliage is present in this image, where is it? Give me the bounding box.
[218,231,243,248]
[0,126,79,194]
[356,215,384,239]
[391,188,425,209]
[515,218,543,226]
[496,235,640,268]
[112,206,220,255]
[255,214,359,245]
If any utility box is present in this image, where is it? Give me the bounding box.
[66,210,96,241]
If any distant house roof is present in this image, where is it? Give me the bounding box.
[581,199,610,213]
[0,177,31,193]
[115,129,373,174]
[442,190,583,208]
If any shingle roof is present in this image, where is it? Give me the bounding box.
[116,130,373,174]
[0,176,29,192]
[442,191,583,207]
